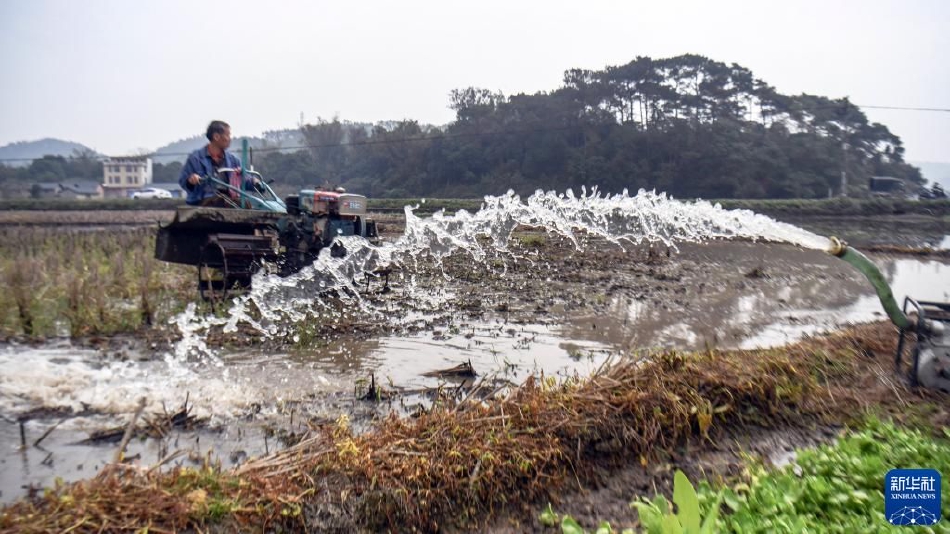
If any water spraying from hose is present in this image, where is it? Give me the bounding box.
[173,188,833,358]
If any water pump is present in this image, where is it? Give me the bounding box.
[896,299,950,391]
[828,237,950,392]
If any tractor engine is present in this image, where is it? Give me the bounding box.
[278,189,378,274]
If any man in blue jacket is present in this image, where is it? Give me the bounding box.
[179,120,259,206]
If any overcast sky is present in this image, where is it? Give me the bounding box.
[1,0,947,162]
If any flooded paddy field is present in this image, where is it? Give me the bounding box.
[0,198,948,529]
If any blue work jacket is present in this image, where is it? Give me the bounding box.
[178,146,247,205]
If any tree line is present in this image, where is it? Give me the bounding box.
[265,55,921,199]
[1,55,923,200]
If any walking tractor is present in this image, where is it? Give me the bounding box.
[154,146,377,302]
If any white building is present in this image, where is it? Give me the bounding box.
[102,156,153,198]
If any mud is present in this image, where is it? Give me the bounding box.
[481,424,845,533]
[0,212,949,515]
[394,233,948,351]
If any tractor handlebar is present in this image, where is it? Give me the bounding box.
[197,170,286,212]
[209,168,269,189]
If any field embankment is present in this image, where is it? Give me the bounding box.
[1,321,945,533]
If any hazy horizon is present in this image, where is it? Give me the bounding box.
[1,0,948,162]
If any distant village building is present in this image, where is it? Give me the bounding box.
[101,155,152,198]
[30,183,61,199]
[30,181,103,199]
[59,181,104,199]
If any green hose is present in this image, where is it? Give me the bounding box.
[828,237,913,330]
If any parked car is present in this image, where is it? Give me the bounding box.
[868,176,905,196]
[131,187,172,199]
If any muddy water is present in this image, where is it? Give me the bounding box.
[562,241,950,352]
[1,239,949,502]
[0,328,613,501]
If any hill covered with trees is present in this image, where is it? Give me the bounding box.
[0,139,99,167]
[258,54,922,199]
[1,55,923,200]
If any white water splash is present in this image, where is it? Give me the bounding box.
[173,188,831,356]
[0,345,255,420]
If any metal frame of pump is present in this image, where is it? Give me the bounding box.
[896,298,950,390]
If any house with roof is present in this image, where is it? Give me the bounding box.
[101,155,153,198]
[27,181,103,199]
[60,181,104,199]
[29,183,61,199]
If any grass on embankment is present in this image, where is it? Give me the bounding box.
[2,320,939,533]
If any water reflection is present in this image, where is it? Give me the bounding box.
[736,261,947,348]
[559,248,949,352]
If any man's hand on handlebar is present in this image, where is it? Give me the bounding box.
[189,171,262,193]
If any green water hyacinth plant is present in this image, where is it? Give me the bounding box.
[704,419,950,533]
[543,470,721,534]
[631,470,722,534]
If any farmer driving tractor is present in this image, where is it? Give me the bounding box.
[178,120,260,207]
